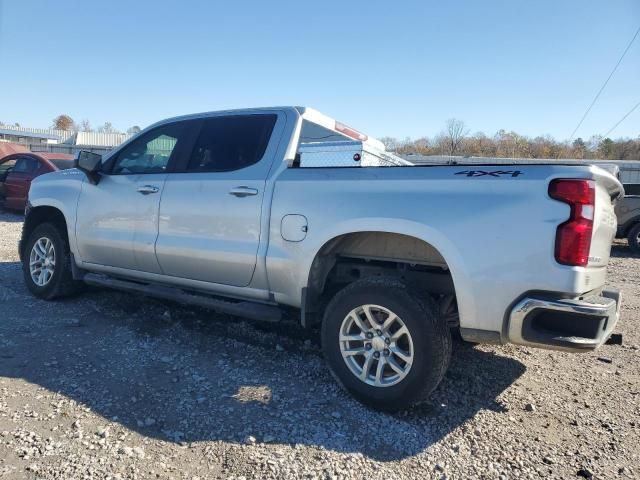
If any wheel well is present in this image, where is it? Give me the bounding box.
[624,219,640,237]
[303,232,458,327]
[21,206,68,258]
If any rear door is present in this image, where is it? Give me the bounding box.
[155,112,284,287]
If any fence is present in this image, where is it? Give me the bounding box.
[1,125,76,143]
[27,143,114,156]
[0,126,132,148]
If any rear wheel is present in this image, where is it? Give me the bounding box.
[628,223,640,254]
[22,223,81,299]
[321,277,451,411]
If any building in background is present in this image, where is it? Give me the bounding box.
[67,131,131,148]
[0,125,133,155]
[0,127,59,146]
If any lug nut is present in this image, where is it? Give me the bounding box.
[383,348,390,356]
[384,338,390,345]
[366,332,373,339]
[375,329,382,336]
[373,352,380,359]
[365,343,372,350]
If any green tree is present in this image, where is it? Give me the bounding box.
[598,138,614,159]
[572,138,586,159]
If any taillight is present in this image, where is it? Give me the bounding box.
[335,121,368,141]
[548,179,595,267]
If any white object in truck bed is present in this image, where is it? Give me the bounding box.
[297,140,410,168]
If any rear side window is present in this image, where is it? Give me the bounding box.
[13,157,38,173]
[186,115,276,172]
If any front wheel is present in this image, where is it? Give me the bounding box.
[628,223,640,254]
[321,277,451,411]
[22,223,81,300]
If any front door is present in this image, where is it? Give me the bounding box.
[155,113,283,287]
[4,156,38,209]
[75,122,189,273]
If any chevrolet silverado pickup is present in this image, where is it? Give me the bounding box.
[20,107,624,411]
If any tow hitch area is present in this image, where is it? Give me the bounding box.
[605,333,623,345]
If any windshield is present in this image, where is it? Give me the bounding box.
[50,159,75,170]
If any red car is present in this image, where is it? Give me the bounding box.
[0,152,75,211]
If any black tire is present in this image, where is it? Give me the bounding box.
[22,223,81,300]
[627,223,640,254]
[321,277,451,412]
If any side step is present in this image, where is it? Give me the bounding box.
[83,273,282,322]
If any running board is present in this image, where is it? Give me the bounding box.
[83,273,282,322]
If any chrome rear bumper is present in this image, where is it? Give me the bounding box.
[508,288,621,352]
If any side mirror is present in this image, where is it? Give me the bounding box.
[74,151,102,184]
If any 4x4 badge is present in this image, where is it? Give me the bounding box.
[455,170,523,177]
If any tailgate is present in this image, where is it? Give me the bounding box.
[589,166,624,268]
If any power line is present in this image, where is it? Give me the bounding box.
[568,24,640,142]
[603,100,640,138]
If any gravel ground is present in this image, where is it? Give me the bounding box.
[0,210,638,480]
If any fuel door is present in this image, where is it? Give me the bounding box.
[281,214,308,242]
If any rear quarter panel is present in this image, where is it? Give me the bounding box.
[267,164,616,339]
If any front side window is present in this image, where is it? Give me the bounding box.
[111,123,184,175]
[186,115,276,172]
[0,159,17,175]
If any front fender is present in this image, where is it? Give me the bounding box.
[28,170,84,256]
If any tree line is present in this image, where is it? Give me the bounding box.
[48,115,141,135]
[381,119,640,160]
[2,115,638,160]
[0,115,141,135]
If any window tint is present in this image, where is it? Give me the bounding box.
[186,115,276,173]
[13,157,38,173]
[112,123,184,175]
[50,159,75,170]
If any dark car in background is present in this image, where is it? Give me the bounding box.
[0,152,74,211]
[615,188,640,253]
[609,162,640,253]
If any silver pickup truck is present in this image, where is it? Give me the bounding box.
[20,107,624,411]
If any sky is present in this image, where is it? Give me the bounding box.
[0,0,638,141]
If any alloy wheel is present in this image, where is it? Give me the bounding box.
[29,237,56,287]
[339,304,414,387]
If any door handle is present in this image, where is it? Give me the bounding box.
[137,185,159,195]
[229,186,258,197]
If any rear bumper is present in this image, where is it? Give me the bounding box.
[507,288,621,352]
